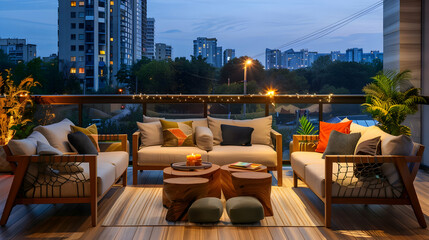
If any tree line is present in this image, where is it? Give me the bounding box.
[0,49,382,95]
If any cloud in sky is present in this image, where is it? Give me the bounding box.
[0,0,382,62]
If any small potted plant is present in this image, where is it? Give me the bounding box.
[362,70,425,136]
[289,116,318,159]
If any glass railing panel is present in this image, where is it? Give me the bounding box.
[32,104,79,126]
[207,103,265,120]
[146,103,205,119]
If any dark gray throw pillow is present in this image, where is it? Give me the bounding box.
[220,124,254,146]
[354,136,382,178]
[67,131,98,155]
[322,130,361,158]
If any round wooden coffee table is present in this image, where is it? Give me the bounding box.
[163,177,209,221]
[220,164,267,200]
[232,172,273,216]
[163,164,221,207]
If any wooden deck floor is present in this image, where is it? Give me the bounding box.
[0,168,429,240]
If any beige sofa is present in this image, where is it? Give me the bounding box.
[132,116,283,186]
[290,133,426,228]
[0,119,129,227]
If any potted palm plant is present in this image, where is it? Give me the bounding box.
[362,70,425,136]
[0,70,39,171]
[289,116,319,159]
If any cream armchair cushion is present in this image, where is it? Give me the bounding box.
[34,118,75,153]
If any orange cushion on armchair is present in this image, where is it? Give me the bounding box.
[315,121,352,153]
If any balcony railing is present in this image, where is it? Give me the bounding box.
[28,94,429,162]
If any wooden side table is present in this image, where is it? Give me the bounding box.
[220,164,267,200]
[231,172,273,216]
[163,177,209,222]
[163,164,221,208]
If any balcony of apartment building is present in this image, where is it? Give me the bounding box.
[1,1,429,239]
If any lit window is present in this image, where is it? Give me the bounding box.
[71,56,76,62]
[100,50,105,55]
[110,37,113,42]
[110,1,114,5]
[70,68,76,73]
[79,68,85,74]
[71,1,76,7]
[79,1,84,6]
[110,61,113,65]
[100,69,104,76]
[110,9,112,13]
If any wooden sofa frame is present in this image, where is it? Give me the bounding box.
[292,135,427,228]
[132,129,283,186]
[0,134,128,227]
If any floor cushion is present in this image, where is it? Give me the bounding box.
[226,196,264,223]
[188,197,223,223]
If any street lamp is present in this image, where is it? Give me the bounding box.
[243,59,252,116]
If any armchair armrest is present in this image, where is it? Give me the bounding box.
[98,134,127,152]
[271,129,283,186]
[292,135,319,152]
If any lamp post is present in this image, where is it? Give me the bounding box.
[243,59,252,116]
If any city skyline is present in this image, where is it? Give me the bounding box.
[0,0,382,63]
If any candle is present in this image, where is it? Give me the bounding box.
[186,153,196,166]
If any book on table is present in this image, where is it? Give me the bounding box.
[229,162,262,170]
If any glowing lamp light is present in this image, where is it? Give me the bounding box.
[245,59,252,65]
[118,88,123,94]
[265,88,278,97]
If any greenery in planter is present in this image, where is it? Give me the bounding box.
[362,70,425,136]
[296,116,318,135]
[0,70,39,145]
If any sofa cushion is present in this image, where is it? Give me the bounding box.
[70,124,100,151]
[304,163,400,198]
[98,151,129,179]
[220,124,254,146]
[207,145,277,167]
[290,151,324,179]
[34,118,75,153]
[26,158,116,198]
[315,121,352,153]
[137,121,164,147]
[36,141,63,156]
[322,130,361,158]
[340,118,370,135]
[160,120,194,147]
[195,126,213,151]
[80,159,116,196]
[208,116,272,146]
[68,132,98,155]
[354,126,391,154]
[8,131,50,156]
[137,146,207,166]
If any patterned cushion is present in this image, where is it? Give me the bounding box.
[160,120,194,147]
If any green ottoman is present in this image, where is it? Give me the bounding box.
[226,196,264,223]
[188,197,223,223]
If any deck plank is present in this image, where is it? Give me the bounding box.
[0,168,428,239]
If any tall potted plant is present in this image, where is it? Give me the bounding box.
[0,70,39,171]
[362,70,425,136]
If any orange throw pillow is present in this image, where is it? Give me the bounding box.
[315,121,352,153]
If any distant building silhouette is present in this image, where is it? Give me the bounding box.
[155,43,172,60]
[346,48,363,62]
[265,48,282,70]
[0,38,36,63]
[144,18,155,59]
[223,49,235,65]
[193,37,223,68]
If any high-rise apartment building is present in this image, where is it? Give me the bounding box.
[265,48,282,70]
[143,18,155,59]
[193,37,222,68]
[0,38,36,63]
[223,49,235,65]
[345,48,363,62]
[155,43,172,60]
[216,46,222,68]
[58,0,147,92]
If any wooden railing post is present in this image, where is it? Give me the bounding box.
[78,103,83,126]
